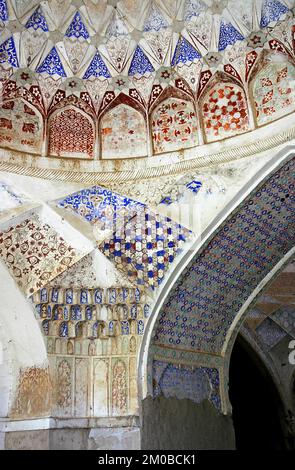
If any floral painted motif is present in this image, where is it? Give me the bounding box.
[252,62,295,126]
[0,99,43,153]
[100,104,147,158]
[152,98,198,154]
[0,214,82,295]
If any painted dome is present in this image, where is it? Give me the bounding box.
[0,0,294,180]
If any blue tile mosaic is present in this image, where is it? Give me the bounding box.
[57,185,145,230]
[183,0,206,21]
[260,0,289,28]
[0,37,19,68]
[94,289,103,304]
[218,21,244,52]
[138,320,145,335]
[25,6,49,32]
[65,289,73,304]
[0,0,8,21]
[100,208,192,289]
[160,196,173,206]
[186,180,202,194]
[51,288,59,303]
[153,157,295,354]
[83,52,111,79]
[85,305,93,320]
[65,11,89,39]
[71,305,82,320]
[60,321,68,337]
[80,289,88,304]
[143,3,168,32]
[153,360,211,403]
[171,36,201,66]
[122,320,130,335]
[36,46,66,77]
[128,46,154,76]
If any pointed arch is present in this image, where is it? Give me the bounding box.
[48,105,95,158]
[139,147,295,414]
[249,49,295,127]
[149,86,198,154]
[99,94,148,159]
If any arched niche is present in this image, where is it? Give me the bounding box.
[200,74,250,143]
[0,263,49,419]
[150,89,198,154]
[139,146,294,405]
[0,98,43,154]
[99,97,148,159]
[138,147,294,449]
[48,106,95,159]
[250,51,295,127]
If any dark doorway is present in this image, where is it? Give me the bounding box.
[229,335,288,450]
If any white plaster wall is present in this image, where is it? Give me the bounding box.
[0,262,47,417]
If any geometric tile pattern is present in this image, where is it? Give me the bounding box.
[0,214,83,295]
[256,317,288,349]
[100,208,193,289]
[152,157,295,354]
[202,83,249,142]
[0,0,290,78]
[48,108,94,158]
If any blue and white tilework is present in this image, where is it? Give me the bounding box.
[152,360,221,410]
[186,180,202,194]
[260,0,289,28]
[0,37,19,68]
[143,3,168,32]
[57,185,145,230]
[36,47,66,77]
[100,208,192,289]
[65,11,89,40]
[183,0,206,21]
[25,7,49,32]
[128,46,154,76]
[152,157,295,354]
[171,37,201,66]
[0,0,8,21]
[218,21,244,51]
[83,52,111,79]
